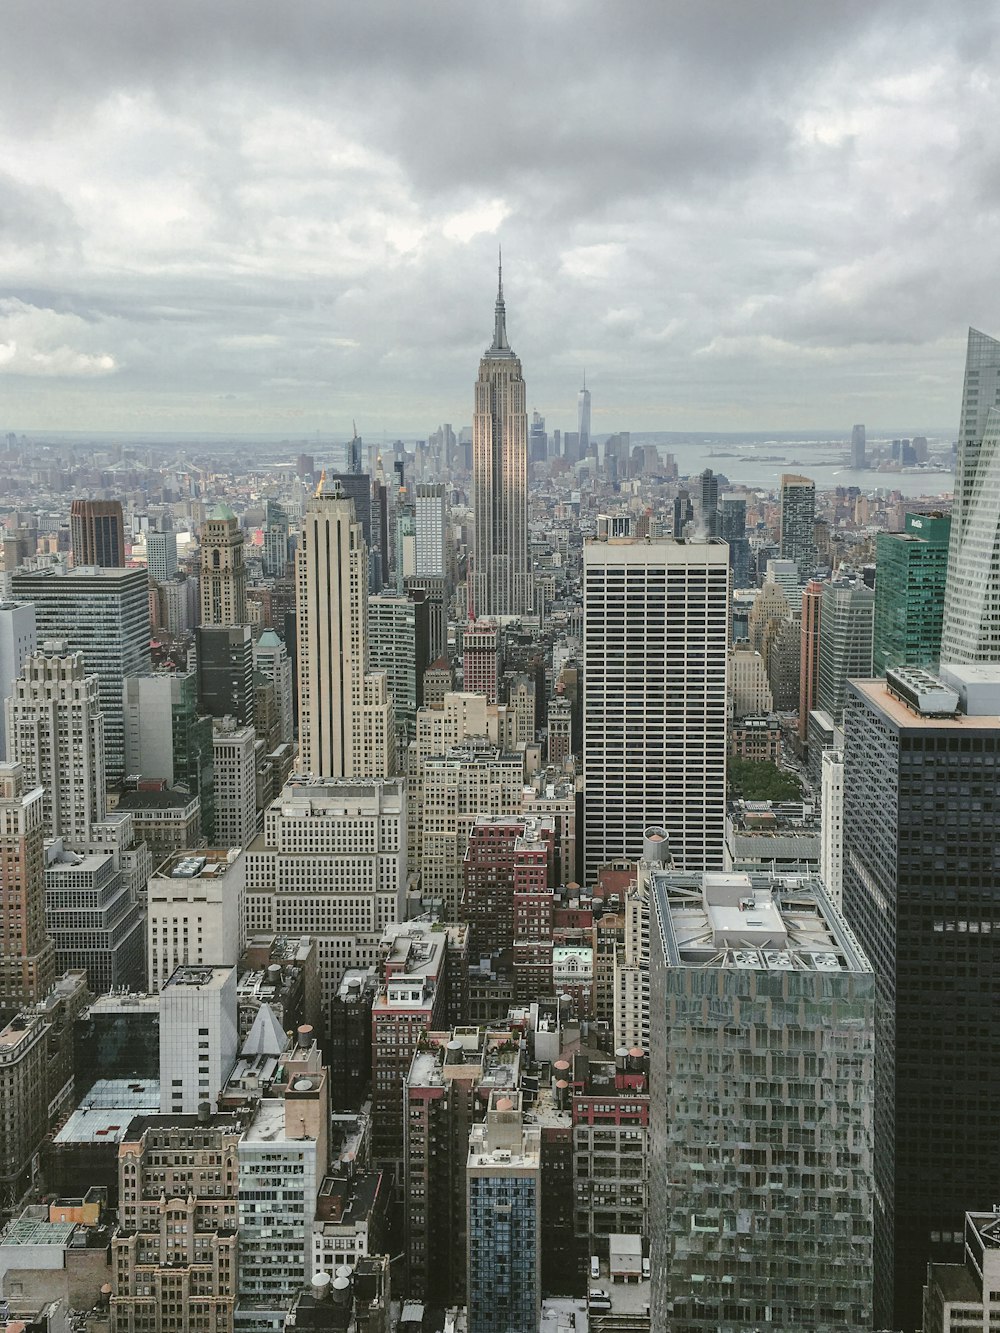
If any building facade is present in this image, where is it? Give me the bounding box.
[0,763,56,1010]
[816,580,874,724]
[941,327,1000,662]
[6,647,106,842]
[0,601,36,761]
[296,484,394,780]
[11,566,151,784]
[779,473,817,578]
[842,667,1000,1331]
[649,867,875,1332]
[70,500,125,570]
[583,537,729,881]
[200,505,247,628]
[873,511,951,675]
[244,778,405,1008]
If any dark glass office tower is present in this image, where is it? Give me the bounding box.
[842,666,1000,1331]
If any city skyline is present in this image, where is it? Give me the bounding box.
[4,3,1000,434]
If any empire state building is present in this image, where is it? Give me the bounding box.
[472,259,533,618]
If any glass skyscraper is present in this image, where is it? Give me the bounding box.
[941,327,1000,662]
[779,473,817,579]
[842,667,1000,1331]
[649,867,875,1332]
[873,511,951,675]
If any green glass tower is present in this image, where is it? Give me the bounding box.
[873,512,951,676]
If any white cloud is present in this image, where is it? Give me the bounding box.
[0,300,120,378]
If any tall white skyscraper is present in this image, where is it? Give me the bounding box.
[5,645,107,842]
[414,482,447,578]
[583,537,729,882]
[472,258,533,618]
[941,327,1000,662]
[296,481,395,779]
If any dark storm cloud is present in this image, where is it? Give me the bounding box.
[0,0,997,431]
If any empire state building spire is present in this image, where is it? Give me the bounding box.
[488,246,513,357]
[472,256,533,617]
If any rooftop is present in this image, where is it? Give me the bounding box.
[54,1079,160,1144]
[152,848,243,880]
[652,869,872,975]
[852,676,1000,730]
[162,964,234,992]
[0,1217,77,1248]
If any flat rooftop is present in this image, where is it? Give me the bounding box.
[55,1080,161,1144]
[852,677,1000,730]
[162,964,233,991]
[652,869,872,975]
[153,849,242,880]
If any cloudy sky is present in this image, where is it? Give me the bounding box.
[2,1,999,438]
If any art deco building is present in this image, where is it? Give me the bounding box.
[200,504,247,627]
[941,327,1000,661]
[6,646,106,842]
[472,261,533,619]
[296,481,395,780]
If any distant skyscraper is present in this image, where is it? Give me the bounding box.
[200,504,247,627]
[849,422,867,470]
[798,578,825,742]
[696,467,719,536]
[672,489,693,538]
[529,410,547,464]
[940,328,1000,662]
[472,259,533,618]
[719,494,750,588]
[261,499,289,578]
[11,565,151,784]
[0,601,36,760]
[873,511,951,675]
[816,580,874,724]
[6,647,106,842]
[70,499,125,569]
[414,482,446,578]
[583,536,728,882]
[842,667,1000,1330]
[295,481,395,780]
[146,516,178,584]
[779,473,817,578]
[0,761,56,1009]
[577,375,591,460]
